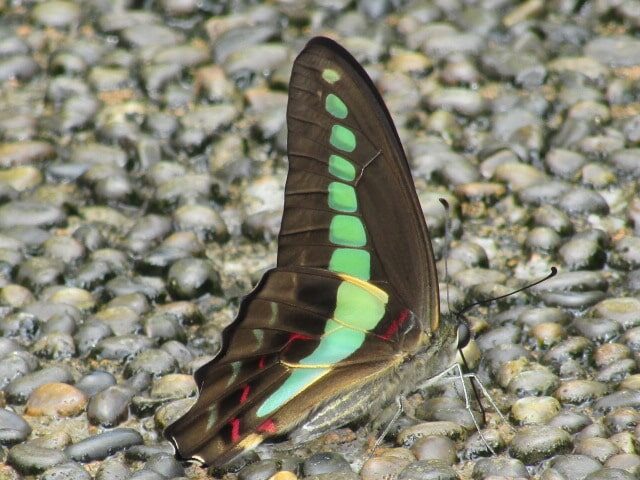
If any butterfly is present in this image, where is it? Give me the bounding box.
[164,36,470,466]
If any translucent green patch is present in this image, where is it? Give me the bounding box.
[328,182,357,213]
[301,327,364,365]
[330,125,356,153]
[322,68,340,84]
[334,281,386,330]
[256,367,327,417]
[325,94,348,119]
[328,155,356,182]
[329,215,366,247]
[329,248,370,280]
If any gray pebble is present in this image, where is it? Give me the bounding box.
[6,365,73,404]
[472,457,528,479]
[509,425,572,464]
[96,459,131,480]
[125,348,177,378]
[543,454,602,480]
[8,444,68,474]
[303,452,352,476]
[41,462,91,480]
[398,459,458,480]
[584,468,635,480]
[0,408,31,445]
[75,371,117,397]
[65,428,143,462]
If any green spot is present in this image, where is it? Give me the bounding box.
[334,281,386,330]
[301,327,365,365]
[325,94,348,119]
[257,368,327,417]
[226,361,241,387]
[322,68,340,84]
[329,215,366,247]
[329,155,356,182]
[328,182,357,213]
[206,405,217,430]
[330,125,356,152]
[329,248,371,280]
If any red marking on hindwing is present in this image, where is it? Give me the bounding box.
[257,419,277,434]
[381,309,410,340]
[258,356,266,369]
[240,384,251,404]
[229,417,241,443]
[288,332,312,342]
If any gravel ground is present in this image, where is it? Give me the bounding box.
[1,0,640,479]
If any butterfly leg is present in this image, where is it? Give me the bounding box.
[456,373,510,428]
[449,363,497,455]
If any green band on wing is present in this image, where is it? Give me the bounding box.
[334,281,386,330]
[325,94,348,119]
[330,125,356,152]
[329,155,356,181]
[322,68,340,83]
[329,215,366,247]
[329,248,370,280]
[301,327,365,365]
[256,368,327,417]
[328,182,357,212]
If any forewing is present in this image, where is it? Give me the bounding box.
[280,36,439,329]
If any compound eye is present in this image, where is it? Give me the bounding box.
[457,323,471,349]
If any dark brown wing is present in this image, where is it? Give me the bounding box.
[279,36,439,330]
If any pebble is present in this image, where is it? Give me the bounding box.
[8,444,68,474]
[509,425,572,464]
[397,460,458,480]
[65,429,143,462]
[543,454,602,480]
[411,436,457,464]
[25,383,87,417]
[0,409,31,445]
[472,457,528,479]
[511,396,561,425]
[302,452,352,476]
[6,366,73,404]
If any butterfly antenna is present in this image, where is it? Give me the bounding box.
[438,198,452,314]
[456,267,558,318]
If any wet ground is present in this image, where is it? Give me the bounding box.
[1,0,640,479]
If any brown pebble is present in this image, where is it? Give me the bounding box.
[594,342,630,367]
[361,455,411,480]
[26,382,87,417]
[268,472,297,480]
[532,322,565,348]
[411,435,457,464]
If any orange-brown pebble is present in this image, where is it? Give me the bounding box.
[594,342,630,368]
[268,471,297,480]
[361,455,411,480]
[25,382,87,417]
[532,322,565,347]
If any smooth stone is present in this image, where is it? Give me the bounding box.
[584,469,635,480]
[65,428,143,462]
[573,317,621,343]
[96,459,131,480]
[595,343,631,367]
[533,205,574,235]
[605,408,640,433]
[508,370,560,397]
[397,459,458,480]
[472,457,529,479]
[463,429,504,459]
[532,322,565,348]
[167,258,221,299]
[86,385,134,427]
[6,366,73,404]
[74,320,112,355]
[145,453,185,478]
[0,409,31,445]
[509,425,572,464]
[559,237,606,270]
[575,437,619,463]
[411,436,457,464]
[511,396,561,425]
[606,454,640,476]
[125,349,177,378]
[548,412,593,434]
[544,454,602,480]
[25,383,87,417]
[526,227,562,252]
[398,422,466,447]
[302,452,352,476]
[41,463,91,480]
[556,380,608,405]
[593,298,640,329]
[559,188,609,215]
[610,237,640,270]
[75,371,117,397]
[8,444,68,474]
[94,335,155,361]
[32,332,76,359]
[595,391,640,413]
